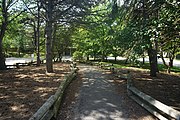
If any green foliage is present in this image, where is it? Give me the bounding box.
[52,24,73,59]
[0,0,178,73]
[96,60,180,73]
[2,12,34,57]
[72,1,120,60]
[111,0,179,64]
[73,51,84,61]
[158,0,180,57]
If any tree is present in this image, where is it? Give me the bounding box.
[0,0,25,70]
[110,0,160,76]
[52,24,74,62]
[72,1,118,61]
[40,0,99,73]
[113,0,179,75]
[158,0,180,73]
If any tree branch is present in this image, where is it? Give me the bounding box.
[8,9,26,23]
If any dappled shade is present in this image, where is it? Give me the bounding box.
[0,63,70,120]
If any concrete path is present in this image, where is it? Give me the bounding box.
[71,64,154,120]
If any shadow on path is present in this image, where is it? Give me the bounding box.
[71,64,155,120]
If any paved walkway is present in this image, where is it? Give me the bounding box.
[71,64,155,120]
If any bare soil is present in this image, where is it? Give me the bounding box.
[0,63,70,120]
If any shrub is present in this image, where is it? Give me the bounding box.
[73,51,84,61]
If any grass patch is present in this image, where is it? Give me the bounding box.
[90,60,180,73]
[139,63,180,73]
[100,61,127,69]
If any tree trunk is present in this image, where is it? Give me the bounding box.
[52,22,57,61]
[18,48,21,57]
[36,1,41,66]
[0,41,6,70]
[45,0,53,73]
[160,51,168,67]
[169,59,173,68]
[143,0,158,76]
[58,52,62,62]
[142,56,145,64]
[154,39,159,73]
[87,56,89,61]
[0,22,7,70]
[160,51,172,73]
[148,48,158,77]
[115,56,117,61]
[0,0,8,70]
[169,46,176,68]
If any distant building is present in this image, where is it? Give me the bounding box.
[176,54,180,59]
[63,47,76,56]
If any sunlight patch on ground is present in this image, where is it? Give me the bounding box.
[32,73,46,77]
[136,78,153,81]
[0,62,70,120]
[14,82,21,85]
[34,78,46,82]
[40,93,48,97]
[0,85,8,89]
[46,72,56,76]
[108,79,114,82]
[16,94,27,99]
[11,104,27,112]
[15,74,28,79]
[33,87,56,93]
[11,106,19,111]
[127,67,150,72]
[53,78,62,82]
[0,95,10,99]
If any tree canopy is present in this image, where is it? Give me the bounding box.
[0,0,179,76]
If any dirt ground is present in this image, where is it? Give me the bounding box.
[0,63,70,120]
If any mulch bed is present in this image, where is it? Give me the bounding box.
[109,68,180,119]
[115,67,180,111]
[131,70,180,111]
[0,63,70,120]
[3,62,178,120]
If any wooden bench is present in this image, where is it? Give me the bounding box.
[6,64,20,69]
[99,63,114,72]
[16,62,31,66]
[6,61,35,69]
[92,62,99,66]
[115,69,130,79]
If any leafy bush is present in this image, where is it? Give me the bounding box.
[73,51,84,61]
